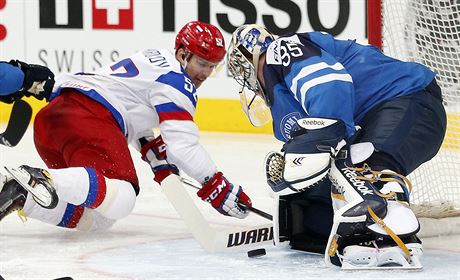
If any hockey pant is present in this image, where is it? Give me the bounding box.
[27,89,139,231]
[356,78,446,175]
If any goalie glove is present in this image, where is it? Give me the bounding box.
[140,135,179,184]
[266,118,347,195]
[8,60,55,101]
[197,172,252,219]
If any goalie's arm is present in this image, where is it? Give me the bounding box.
[0,60,55,104]
[0,61,24,96]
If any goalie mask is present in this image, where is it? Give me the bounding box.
[228,24,275,127]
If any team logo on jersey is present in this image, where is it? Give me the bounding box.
[279,112,302,141]
[266,41,281,65]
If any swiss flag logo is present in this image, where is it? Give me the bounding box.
[92,0,133,29]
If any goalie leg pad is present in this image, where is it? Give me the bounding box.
[326,158,388,266]
[367,201,419,236]
[325,158,422,269]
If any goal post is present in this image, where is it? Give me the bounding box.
[367,0,460,220]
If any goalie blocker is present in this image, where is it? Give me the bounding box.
[267,117,422,270]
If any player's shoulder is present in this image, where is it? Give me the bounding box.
[135,49,197,106]
[265,32,322,66]
[132,49,182,74]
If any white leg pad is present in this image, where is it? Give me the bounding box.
[367,201,420,236]
[22,194,68,225]
[95,178,136,220]
[76,209,116,232]
[49,167,91,205]
[50,168,136,220]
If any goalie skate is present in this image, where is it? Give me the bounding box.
[341,243,423,271]
[4,166,58,209]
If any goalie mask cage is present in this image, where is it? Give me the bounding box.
[367,0,460,221]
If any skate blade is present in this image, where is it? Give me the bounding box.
[4,166,55,209]
[341,256,423,271]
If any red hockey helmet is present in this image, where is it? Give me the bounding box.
[175,21,226,63]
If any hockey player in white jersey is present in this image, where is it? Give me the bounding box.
[0,21,252,231]
[227,24,447,269]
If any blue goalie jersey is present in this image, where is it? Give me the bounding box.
[263,32,435,142]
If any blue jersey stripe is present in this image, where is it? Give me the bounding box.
[57,204,78,227]
[156,71,197,107]
[81,168,99,207]
[155,102,187,113]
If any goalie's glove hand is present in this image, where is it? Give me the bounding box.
[140,135,179,184]
[9,60,55,101]
[197,172,252,219]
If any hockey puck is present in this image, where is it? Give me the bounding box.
[247,248,266,258]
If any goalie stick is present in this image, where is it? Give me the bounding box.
[179,177,273,221]
[0,99,32,147]
[161,174,274,253]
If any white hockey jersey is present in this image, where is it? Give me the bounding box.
[51,49,217,183]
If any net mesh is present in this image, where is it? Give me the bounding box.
[381,0,460,218]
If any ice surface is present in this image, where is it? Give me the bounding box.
[0,130,459,280]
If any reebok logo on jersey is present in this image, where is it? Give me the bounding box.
[297,118,337,130]
[304,119,325,126]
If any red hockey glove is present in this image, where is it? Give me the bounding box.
[140,135,179,184]
[197,172,252,219]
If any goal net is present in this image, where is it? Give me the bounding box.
[368,0,460,220]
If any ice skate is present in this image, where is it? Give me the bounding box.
[4,165,58,209]
[0,176,28,221]
[341,242,423,270]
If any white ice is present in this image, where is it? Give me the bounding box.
[0,130,459,280]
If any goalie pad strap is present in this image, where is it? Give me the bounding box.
[367,206,411,257]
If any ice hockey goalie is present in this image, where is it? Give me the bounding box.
[267,117,423,270]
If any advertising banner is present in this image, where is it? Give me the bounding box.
[0,0,367,132]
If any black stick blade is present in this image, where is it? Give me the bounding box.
[0,99,32,147]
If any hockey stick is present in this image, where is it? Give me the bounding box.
[0,99,32,147]
[180,177,273,221]
[161,174,274,253]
